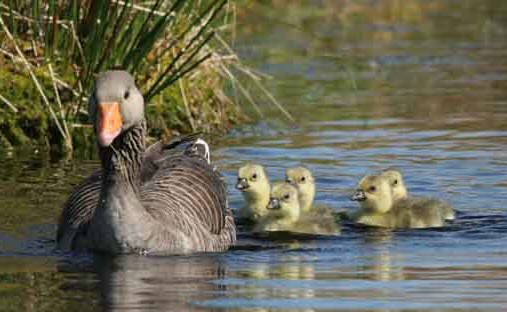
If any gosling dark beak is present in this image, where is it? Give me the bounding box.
[267,198,281,210]
[351,190,366,202]
[236,178,249,190]
[286,178,295,186]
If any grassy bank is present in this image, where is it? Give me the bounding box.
[0,1,289,156]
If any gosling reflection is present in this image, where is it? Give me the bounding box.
[93,254,226,311]
[237,254,316,312]
[374,247,404,282]
[361,230,405,282]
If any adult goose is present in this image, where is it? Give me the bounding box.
[57,70,236,254]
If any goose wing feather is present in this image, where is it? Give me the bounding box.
[141,155,228,235]
[56,170,102,247]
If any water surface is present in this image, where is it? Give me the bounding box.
[1,1,507,311]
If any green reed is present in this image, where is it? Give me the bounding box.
[0,0,228,152]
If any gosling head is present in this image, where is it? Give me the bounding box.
[285,166,315,212]
[236,163,270,193]
[267,182,301,222]
[89,71,145,147]
[381,168,408,201]
[350,174,393,214]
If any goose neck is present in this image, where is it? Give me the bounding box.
[99,121,146,190]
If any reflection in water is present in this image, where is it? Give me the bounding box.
[223,250,318,312]
[359,230,405,282]
[202,222,507,310]
[92,254,226,311]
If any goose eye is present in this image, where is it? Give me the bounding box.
[301,176,306,182]
[283,194,290,200]
[393,179,398,185]
[369,186,377,192]
[123,90,130,100]
[251,173,257,180]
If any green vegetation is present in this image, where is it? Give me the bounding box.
[0,1,290,155]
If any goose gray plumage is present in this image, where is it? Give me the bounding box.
[56,70,236,254]
[57,134,207,250]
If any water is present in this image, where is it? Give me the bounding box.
[1,1,507,310]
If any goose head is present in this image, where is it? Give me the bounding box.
[89,71,145,147]
[285,166,315,212]
[351,174,393,214]
[381,168,408,201]
[267,182,301,222]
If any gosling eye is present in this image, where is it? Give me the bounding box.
[393,179,398,186]
[369,186,377,192]
[300,176,306,182]
[251,173,257,181]
[123,90,130,100]
[283,194,290,200]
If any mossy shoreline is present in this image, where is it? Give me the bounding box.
[0,61,244,156]
[0,1,261,157]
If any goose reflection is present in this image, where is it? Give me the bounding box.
[92,254,227,311]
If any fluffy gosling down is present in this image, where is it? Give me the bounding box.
[381,168,455,221]
[380,169,408,201]
[255,182,339,235]
[285,166,316,213]
[236,163,270,221]
[350,173,451,229]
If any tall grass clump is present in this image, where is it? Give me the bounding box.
[0,1,291,155]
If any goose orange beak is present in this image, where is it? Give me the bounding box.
[97,102,123,146]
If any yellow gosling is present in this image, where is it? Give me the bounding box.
[350,174,447,229]
[381,168,408,201]
[236,163,270,221]
[285,166,316,213]
[254,182,300,232]
[255,182,339,235]
[381,168,455,221]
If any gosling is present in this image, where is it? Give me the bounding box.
[350,174,448,229]
[254,182,300,232]
[381,168,455,221]
[255,182,339,235]
[380,169,407,201]
[236,163,270,221]
[285,166,315,213]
